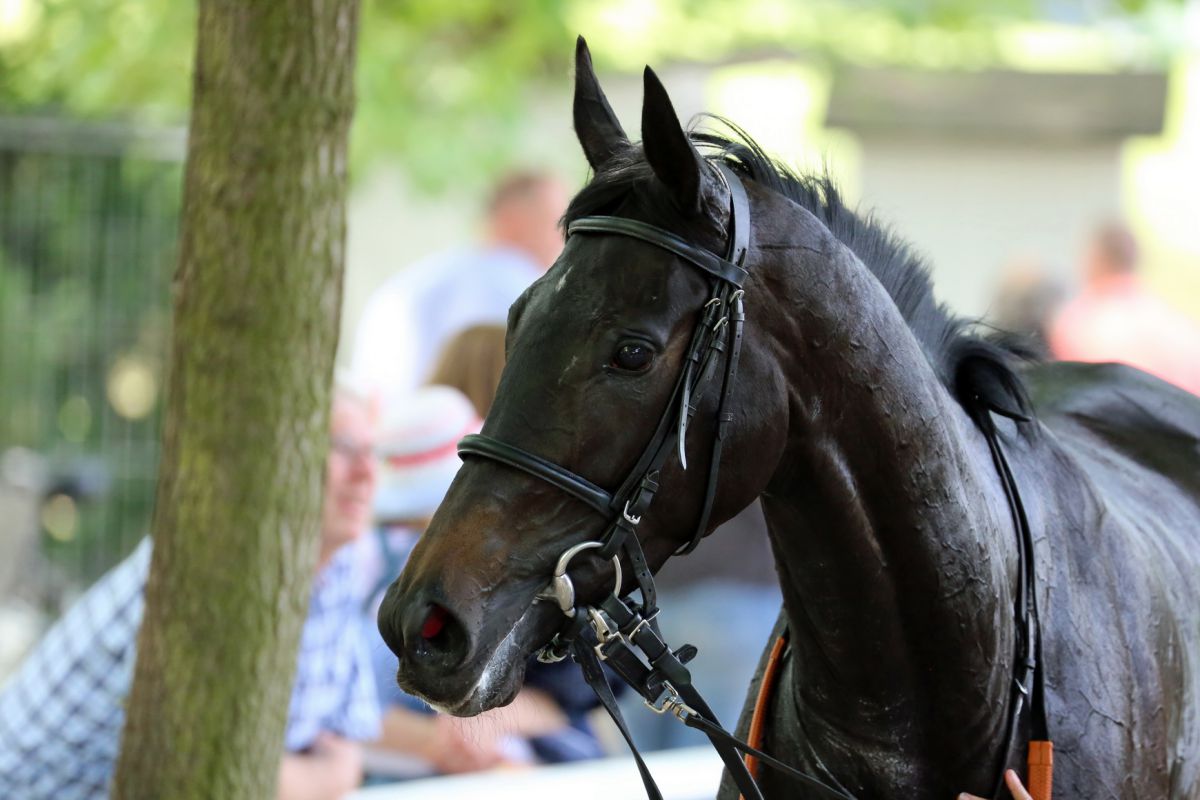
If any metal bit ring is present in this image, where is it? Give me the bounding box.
[536,540,622,617]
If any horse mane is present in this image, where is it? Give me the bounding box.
[563,119,1035,430]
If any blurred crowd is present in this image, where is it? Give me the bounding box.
[2,166,1197,799]
[992,219,1200,395]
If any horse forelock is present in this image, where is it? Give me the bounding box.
[563,120,1036,431]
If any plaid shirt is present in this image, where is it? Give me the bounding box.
[0,538,380,800]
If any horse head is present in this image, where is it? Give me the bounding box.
[376,37,788,715]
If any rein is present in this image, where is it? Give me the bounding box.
[457,162,1050,800]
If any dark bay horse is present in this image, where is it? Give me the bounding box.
[378,39,1200,798]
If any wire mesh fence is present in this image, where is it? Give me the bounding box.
[0,117,183,677]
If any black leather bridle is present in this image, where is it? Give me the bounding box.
[456,161,1046,800]
[459,161,752,622]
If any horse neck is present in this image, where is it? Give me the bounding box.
[750,225,1019,783]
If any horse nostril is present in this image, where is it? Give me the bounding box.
[407,601,469,669]
[420,604,449,640]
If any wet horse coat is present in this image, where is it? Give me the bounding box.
[378,39,1200,799]
[726,361,1200,798]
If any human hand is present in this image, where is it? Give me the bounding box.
[958,769,1033,800]
[277,732,362,800]
[421,715,504,774]
[310,731,364,791]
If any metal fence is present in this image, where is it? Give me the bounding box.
[0,117,183,675]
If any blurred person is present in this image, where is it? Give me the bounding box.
[0,380,383,800]
[1049,220,1200,395]
[427,323,507,419]
[989,258,1064,356]
[358,386,606,781]
[351,171,567,407]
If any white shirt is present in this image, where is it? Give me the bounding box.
[351,244,541,407]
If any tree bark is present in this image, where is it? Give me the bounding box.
[112,2,360,798]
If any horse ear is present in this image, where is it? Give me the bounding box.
[573,36,629,171]
[641,66,703,215]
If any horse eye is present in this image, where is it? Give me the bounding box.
[612,342,654,372]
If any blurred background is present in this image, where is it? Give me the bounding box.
[1,0,1198,698]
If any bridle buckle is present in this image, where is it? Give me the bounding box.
[645,682,695,721]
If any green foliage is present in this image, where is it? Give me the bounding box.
[0,0,575,188]
[353,0,572,188]
[0,0,1186,190]
[0,146,179,584]
[0,0,195,120]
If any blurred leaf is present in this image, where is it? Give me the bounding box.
[0,0,1186,190]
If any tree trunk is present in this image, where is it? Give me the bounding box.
[112,2,360,798]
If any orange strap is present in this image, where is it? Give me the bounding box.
[1027,740,1053,800]
[738,632,1051,800]
[740,633,789,797]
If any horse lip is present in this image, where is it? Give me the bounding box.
[430,670,524,718]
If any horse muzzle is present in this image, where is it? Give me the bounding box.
[376,576,564,715]
[376,581,480,706]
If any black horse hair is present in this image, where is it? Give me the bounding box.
[563,117,1035,430]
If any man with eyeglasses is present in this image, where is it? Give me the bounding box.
[0,380,383,800]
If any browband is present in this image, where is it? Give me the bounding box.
[567,217,748,287]
[565,162,751,285]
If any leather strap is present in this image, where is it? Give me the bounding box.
[981,421,1051,800]
[678,289,745,555]
[567,217,748,287]
[579,592,854,800]
[743,633,789,785]
[684,714,856,800]
[457,433,612,514]
[571,638,665,800]
[718,162,751,266]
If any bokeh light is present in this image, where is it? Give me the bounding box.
[41,493,78,542]
[106,355,159,420]
[57,395,92,443]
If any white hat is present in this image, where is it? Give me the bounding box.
[374,386,481,522]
